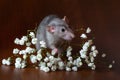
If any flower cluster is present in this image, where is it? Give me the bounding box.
[2,57,11,65]
[65,47,82,71]
[15,57,26,68]
[14,36,28,45]
[2,27,113,72]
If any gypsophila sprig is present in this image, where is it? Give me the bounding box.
[1,27,113,72]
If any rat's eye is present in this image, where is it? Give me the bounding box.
[61,28,65,32]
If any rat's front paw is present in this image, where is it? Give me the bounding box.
[51,48,58,55]
[54,48,58,53]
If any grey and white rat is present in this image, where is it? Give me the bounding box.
[36,15,75,54]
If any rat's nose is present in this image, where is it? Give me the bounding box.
[70,33,75,39]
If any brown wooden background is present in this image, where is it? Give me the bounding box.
[0,0,120,80]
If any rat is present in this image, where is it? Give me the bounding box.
[36,15,75,55]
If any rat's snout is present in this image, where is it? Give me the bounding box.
[69,32,75,40]
[70,32,75,39]
[64,31,75,41]
[68,28,75,39]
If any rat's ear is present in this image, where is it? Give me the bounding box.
[62,16,69,24]
[47,26,55,33]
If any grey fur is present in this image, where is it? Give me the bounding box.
[36,15,75,53]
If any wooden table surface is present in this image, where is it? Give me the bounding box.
[0,0,120,80]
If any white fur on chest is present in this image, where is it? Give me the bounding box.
[46,31,55,48]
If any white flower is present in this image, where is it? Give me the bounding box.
[21,36,28,42]
[14,38,20,44]
[15,62,21,68]
[73,58,82,67]
[42,67,50,72]
[84,42,90,47]
[91,45,96,51]
[101,53,106,58]
[79,50,87,58]
[15,58,26,68]
[87,62,96,70]
[72,66,78,71]
[108,64,112,69]
[19,50,26,55]
[73,60,77,65]
[13,48,19,54]
[68,56,73,61]
[80,54,87,59]
[93,50,98,57]
[40,41,46,48]
[86,40,93,46]
[94,50,98,54]
[66,67,71,71]
[80,34,87,39]
[21,63,26,68]
[30,55,37,63]
[39,62,46,67]
[5,57,11,65]
[86,27,91,33]
[29,32,35,38]
[82,40,93,51]
[82,45,88,51]
[19,40,25,45]
[36,53,42,61]
[44,57,49,62]
[90,56,94,62]
[55,57,61,61]
[15,60,26,69]
[7,57,11,61]
[23,54,27,60]
[51,65,57,71]
[25,47,35,54]
[76,61,83,67]
[53,58,59,64]
[2,59,11,65]
[79,50,86,54]
[26,42,31,46]
[47,62,53,67]
[50,57,60,65]
[75,57,82,67]
[58,61,64,67]
[49,56,54,61]
[31,38,37,44]
[67,46,72,52]
[2,59,6,65]
[76,57,81,62]
[40,66,45,70]
[46,52,51,57]
[91,64,96,70]
[66,62,72,67]
[66,51,71,57]
[15,57,22,63]
[58,61,65,70]
[66,46,72,57]
[6,60,11,65]
[21,61,26,68]
[92,52,97,57]
[25,47,32,53]
[88,63,94,67]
